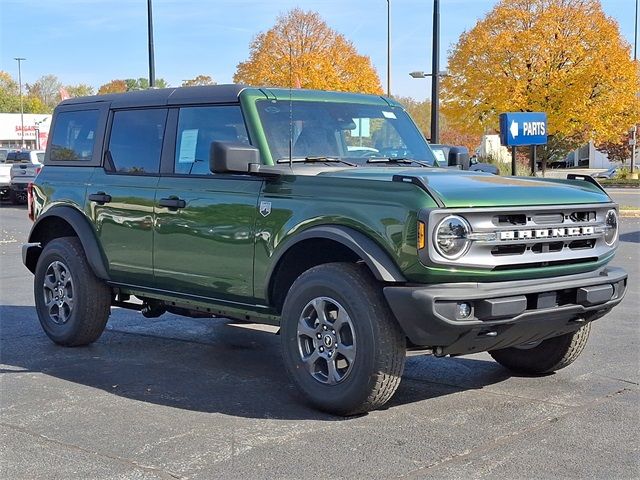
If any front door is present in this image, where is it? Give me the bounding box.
[88,108,167,285]
[153,105,262,303]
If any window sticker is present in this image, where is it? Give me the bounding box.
[178,129,198,163]
[433,149,447,165]
[382,111,397,119]
[351,118,371,137]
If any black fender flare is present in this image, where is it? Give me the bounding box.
[266,225,406,299]
[26,206,110,280]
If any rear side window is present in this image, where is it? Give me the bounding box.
[174,106,249,175]
[107,109,167,175]
[50,110,99,161]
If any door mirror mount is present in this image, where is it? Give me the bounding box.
[447,146,471,170]
[210,141,260,174]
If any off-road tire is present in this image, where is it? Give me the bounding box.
[489,323,591,374]
[281,263,406,416]
[34,237,111,346]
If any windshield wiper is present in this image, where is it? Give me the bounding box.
[366,157,433,167]
[277,156,356,166]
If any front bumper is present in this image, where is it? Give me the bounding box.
[384,266,627,355]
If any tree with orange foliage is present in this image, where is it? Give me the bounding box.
[442,0,639,152]
[97,80,127,95]
[234,8,382,94]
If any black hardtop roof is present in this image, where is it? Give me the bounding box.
[58,84,250,108]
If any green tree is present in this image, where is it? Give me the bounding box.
[125,77,168,90]
[66,84,94,98]
[182,75,216,86]
[23,96,49,114]
[0,71,20,112]
[98,78,168,95]
[27,74,63,110]
[394,96,431,138]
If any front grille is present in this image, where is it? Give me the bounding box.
[425,203,616,270]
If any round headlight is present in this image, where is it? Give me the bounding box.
[434,215,471,259]
[604,209,618,246]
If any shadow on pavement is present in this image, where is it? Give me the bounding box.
[0,304,511,421]
[619,230,639,244]
[0,201,27,209]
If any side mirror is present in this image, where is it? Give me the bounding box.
[447,146,470,170]
[210,141,260,174]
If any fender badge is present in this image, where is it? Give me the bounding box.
[259,201,272,217]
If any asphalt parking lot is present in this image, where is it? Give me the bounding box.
[1,201,638,480]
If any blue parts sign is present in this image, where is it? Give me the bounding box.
[499,112,548,147]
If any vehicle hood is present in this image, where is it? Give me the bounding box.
[318,168,611,207]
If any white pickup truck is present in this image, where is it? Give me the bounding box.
[7,150,44,204]
[1,148,17,200]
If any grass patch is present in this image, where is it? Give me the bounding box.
[598,178,640,187]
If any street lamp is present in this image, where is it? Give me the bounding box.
[409,70,448,143]
[34,117,48,150]
[14,57,26,148]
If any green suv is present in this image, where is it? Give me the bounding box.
[23,85,627,415]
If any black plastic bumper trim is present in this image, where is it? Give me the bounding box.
[383,266,627,354]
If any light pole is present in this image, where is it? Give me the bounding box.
[147,0,156,88]
[431,0,440,144]
[386,0,391,97]
[634,0,638,62]
[632,0,638,174]
[409,70,448,142]
[14,57,26,148]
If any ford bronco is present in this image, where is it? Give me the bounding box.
[23,85,626,415]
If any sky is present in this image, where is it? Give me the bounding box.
[0,0,637,101]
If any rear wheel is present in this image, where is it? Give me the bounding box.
[281,263,406,415]
[34,237,111,346]
[489,324,591,374]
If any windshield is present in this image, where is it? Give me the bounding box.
[256,100,437,166]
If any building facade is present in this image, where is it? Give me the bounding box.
[0,113,52,150]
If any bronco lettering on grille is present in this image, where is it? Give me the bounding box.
[499,226,595,241]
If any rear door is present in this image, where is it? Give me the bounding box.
[88,108,167,285]
[154,105,262,303]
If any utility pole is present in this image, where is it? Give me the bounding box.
[14,57,26,148]
[387,0,391,97]
[430,0,440,144]
[147,0,156,88]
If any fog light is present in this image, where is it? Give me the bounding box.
[457,302,472,319]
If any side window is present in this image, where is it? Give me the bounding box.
[174,106,249,175]
[107,109,167,174]
[50,110,99,161]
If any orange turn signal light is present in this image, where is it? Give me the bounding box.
[418,221,426,249]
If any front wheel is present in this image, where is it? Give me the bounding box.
[281,263,406,416]
[489,323,591,374]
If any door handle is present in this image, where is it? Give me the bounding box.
[158,197,186,210]
[88,192,112,205]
